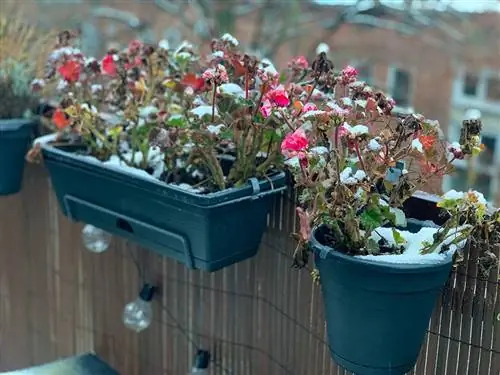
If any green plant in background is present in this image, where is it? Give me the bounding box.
[0,7,55,119]
[0,58,39,119]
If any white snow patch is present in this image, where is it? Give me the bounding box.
[190,105,218,118]
[33,133,58,146]
[357,224,469,265]
[259,58,278,75]
[302,110,329,119]
[316,42,330,54]
[310,146,329,155]
[367,138,382,151]
[221,33,239,46]
[207,124,225,135]
[411,138,424,153]
[218,83,244,98]
[169,182,205,193]
[285,156,300,169]
[210,50,224,59]
[344,124,369,136]
[340,167,366,185]
[139,106,159,118]
[158,39,169,50]
[465,108,481,120]
[442,189,487,205]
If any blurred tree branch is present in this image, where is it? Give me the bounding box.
[150,0,466,60]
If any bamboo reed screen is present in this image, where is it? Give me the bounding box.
[0,165,498,374]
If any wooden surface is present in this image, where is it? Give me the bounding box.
[0,164,498,375]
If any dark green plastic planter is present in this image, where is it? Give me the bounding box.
[0,118,35,196]
[312,224,453,375]
[41,144,287,271]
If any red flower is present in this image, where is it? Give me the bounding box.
[101,54,117,76]
[52,109,71,129]
[181,73,205,91]
[58,60,81,82]
[418,135,436,152]
[281,128,308,156]
[266,85,290,107]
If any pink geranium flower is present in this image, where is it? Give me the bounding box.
[202,64,229,84]
[302,103,317,113]
[260,100,273,118]
[341,65,358,85]
[289,56,309,70]
[266,85,290,107]
[281,128,309,157]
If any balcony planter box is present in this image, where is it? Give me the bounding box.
[312,193,452,375]
[0,119,35,196]
[41,143,287,271]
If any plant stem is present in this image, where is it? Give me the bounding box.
[253,83,267,118]
[354,141,366,171]
[245,71,249,100]
[211,84,217,122]
[198,148,225,190]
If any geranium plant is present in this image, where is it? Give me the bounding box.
[29,31,326,193]
[281,55,499,274]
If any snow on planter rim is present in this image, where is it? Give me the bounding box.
[313,219,469,267]
[35,134,281,197]
[354,218,469,265]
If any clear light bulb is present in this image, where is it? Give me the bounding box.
[123,284,156,332]
[82,224,112,253]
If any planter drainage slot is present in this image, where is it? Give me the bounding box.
[116,218,134,233]
[41,144,288,271]
[63,195,195,268]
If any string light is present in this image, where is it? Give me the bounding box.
[81,224,112,253]
[123,283,156,332]
[188,350,210,374]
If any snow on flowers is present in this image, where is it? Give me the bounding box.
[279,51,499,271]
[29,31,330,195]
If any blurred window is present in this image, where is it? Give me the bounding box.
[463,72,479,96]
[486,76,500,101]
[389,68,412,107]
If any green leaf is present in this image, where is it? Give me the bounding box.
[219,129,234,140]
[380,204,396,224]
[392,229,406,245]
[279,72,288,84]
[436,198,459,210]
[360,208,384,231]
[166,115,187,128]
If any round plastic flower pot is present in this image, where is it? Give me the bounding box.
[311,225,453,375]
[41,143,287,272]
[0,119,35,196]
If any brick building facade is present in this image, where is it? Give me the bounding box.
[14,0,500,199]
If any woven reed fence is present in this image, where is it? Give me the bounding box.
[0,164,498,375]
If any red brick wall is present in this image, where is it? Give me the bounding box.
[17,0,500,195]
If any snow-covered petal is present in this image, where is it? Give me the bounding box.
[411,138,423,153]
